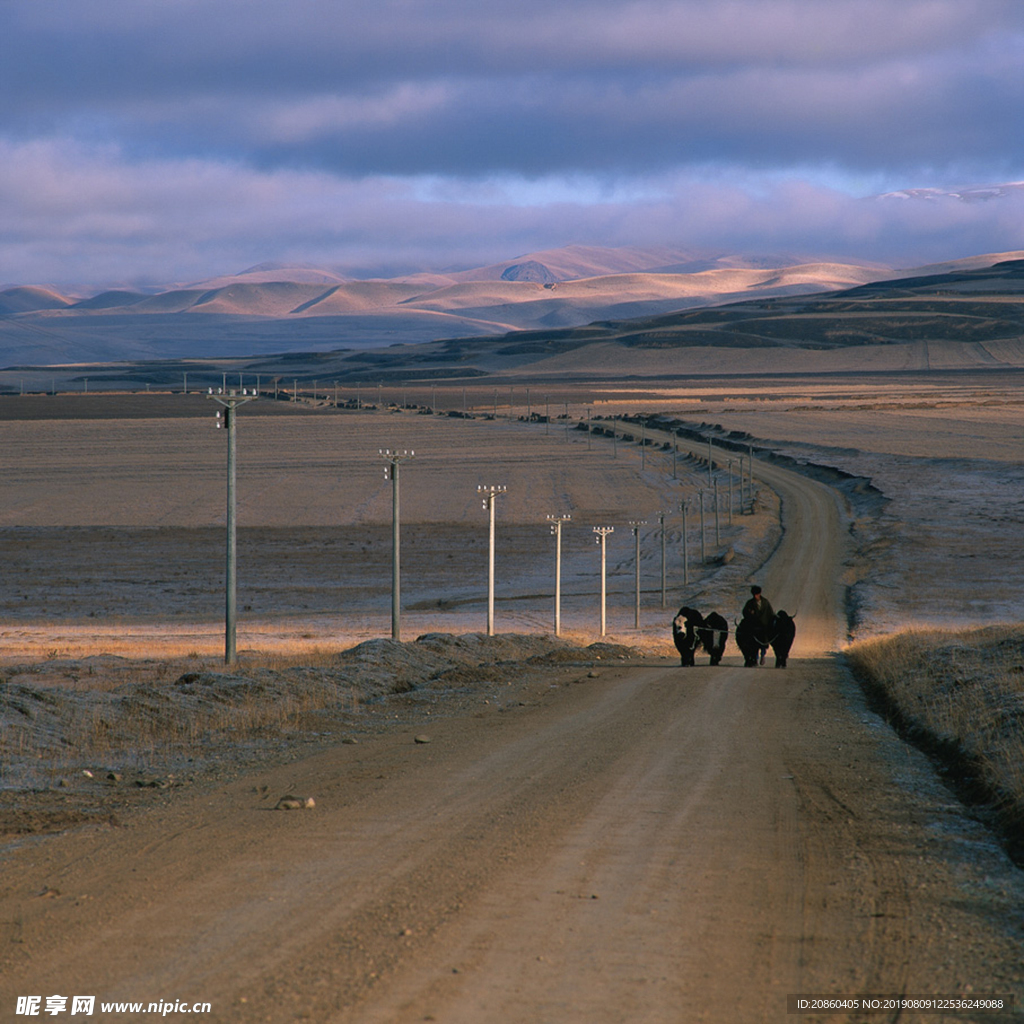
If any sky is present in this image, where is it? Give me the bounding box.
[2,0,1024,290]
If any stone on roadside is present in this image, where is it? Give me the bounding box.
[275,795,315,810]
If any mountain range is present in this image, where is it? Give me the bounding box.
[4,243,1017,369]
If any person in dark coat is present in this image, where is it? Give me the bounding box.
[741,585,774,665]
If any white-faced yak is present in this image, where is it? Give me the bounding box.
[700,612,729,666]
[672,606,704,667]
[771,611,797,667]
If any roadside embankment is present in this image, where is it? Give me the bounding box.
[846,624,1024,864]
[0,633,638,837]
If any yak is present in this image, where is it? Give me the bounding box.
[735,614,768,668]
[771,611,797,667]
[700,612,729,666]
[672,606,704,667]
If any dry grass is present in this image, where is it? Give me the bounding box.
[0,634,638,792]
[846,624,1024,860]
[0,649,365,787]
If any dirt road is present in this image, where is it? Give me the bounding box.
[2,456,1023,1022]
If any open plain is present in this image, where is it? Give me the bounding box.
[1,367,1023,1022]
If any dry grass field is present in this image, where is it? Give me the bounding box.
[1,372,1018,660]
[0,394,777,660]
[847,624,1024,860]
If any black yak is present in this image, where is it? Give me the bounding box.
[672,607,704,667]
[700,612,729,666]
[735,614,770,668]
[771,611,797,667]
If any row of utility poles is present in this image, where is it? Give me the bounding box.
[208,391,756,662]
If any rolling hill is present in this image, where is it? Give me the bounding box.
[2,247,1024,385]
[265,253,1024,385]
[0,247,896,366]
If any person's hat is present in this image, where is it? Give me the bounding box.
[751,585,762,595]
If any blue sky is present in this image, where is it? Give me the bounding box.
[2,0,1023,288]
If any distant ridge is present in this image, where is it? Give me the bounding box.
[191,263,351,289]
[0,286,73,314]
[3,245,1023,367]
[71,290,148,310]
[463,252,1024,359]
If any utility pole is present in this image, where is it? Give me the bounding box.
[593,527,614,637]
[655,510,668,608]
[680,499,689,585]
[208,387,257,664]
[479,485,507,636]
[381,449,415,641]
[699,489,707,563]
[714,478,721,546]
[748,443,754,513]
[547,514,571,636]
[727,458,734,526]
[629,521,647,629]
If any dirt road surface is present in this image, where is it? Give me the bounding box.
[3,455,1023,1023]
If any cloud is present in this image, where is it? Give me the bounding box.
[3,136,1023,289]
[4,0,1023,176]
[256,85,457,144]
[1,0,1023,286]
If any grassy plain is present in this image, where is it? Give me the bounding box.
[1,394,761,659]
